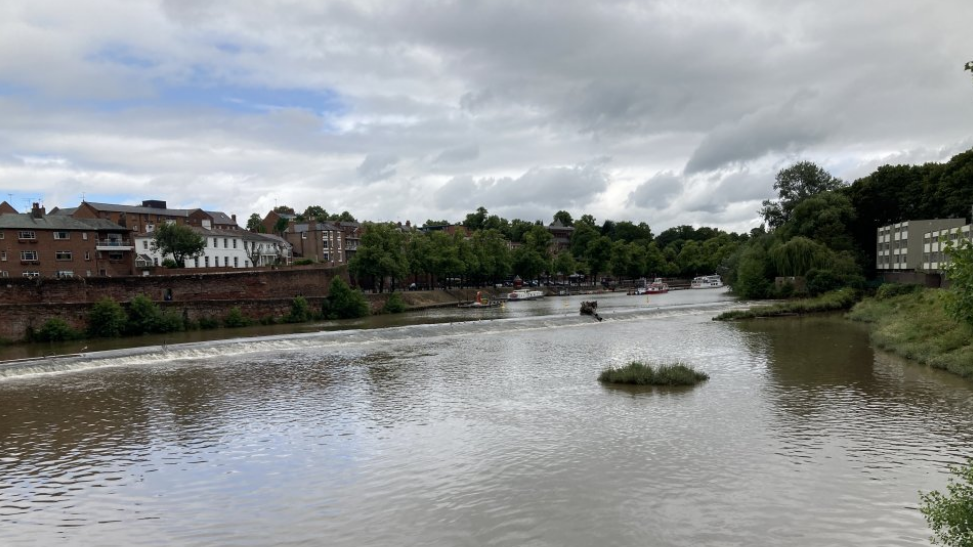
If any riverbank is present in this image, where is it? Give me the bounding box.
[847,287,973,379]
[712,288,859,321]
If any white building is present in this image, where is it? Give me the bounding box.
[135,227,291,271]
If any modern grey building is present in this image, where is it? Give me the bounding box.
[876,219,965,271]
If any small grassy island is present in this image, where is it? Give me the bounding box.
[598,361,709,386]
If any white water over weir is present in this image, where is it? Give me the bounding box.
[1,289,971,546]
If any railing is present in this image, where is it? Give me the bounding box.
[96,239,132,247]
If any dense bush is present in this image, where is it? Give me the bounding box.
[127,294,164,335]
[805,269,843,296]
[198,316,220,329]
[223,307,251,328]
[598,361,709,386]
[33,318,81,342]
[88,297,127,338]
[293,258,315,266]
[715,288,860,321]
[875,282,921,300]
[323,278,370,319]
[286,296,312,323]
[382,292,407,314]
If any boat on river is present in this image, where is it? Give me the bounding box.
[506,288,545,301]
[458,291,502,308]
[691,275,724,289]
[631,278,669,295]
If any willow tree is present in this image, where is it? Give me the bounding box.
[768,236,835,277]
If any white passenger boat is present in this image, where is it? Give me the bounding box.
[506,289,545,301]
[690,275,724,289]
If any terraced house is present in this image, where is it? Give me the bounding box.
[0,202,134,278]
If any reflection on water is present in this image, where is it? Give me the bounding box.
[1,291,971,546]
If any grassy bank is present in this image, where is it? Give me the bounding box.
[714,287,860,321]
[848,288,973,379]
[598,361,709,386]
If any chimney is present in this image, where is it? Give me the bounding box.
[231,214,237,223]
[31,202,45,219]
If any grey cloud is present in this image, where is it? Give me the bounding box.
[433,143,479,165]
[356,153,399,182]
[434,162,611,212]
[684,91,829,174]
[628,171,684,209]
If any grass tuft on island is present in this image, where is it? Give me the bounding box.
[714,288,860,321]
[848,287,973,379]
[598,361,709,386]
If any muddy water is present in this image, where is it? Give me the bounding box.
[1,290,970,546]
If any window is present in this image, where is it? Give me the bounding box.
[108,252,123,261]
[84,251,90,261]
[56,271,73,278]
[204,256,210,267]
[82,232,88,240]
[194,258,199,268]
[23,271,40,278]
[223,238,228,248]
[18,231,36,240]
[0,251,5,261]
[0,231,4,239]
[21,250,38,261]
[233,257,238,267]
[54,231,70,240]
[224,256,229,267]
[55,250,72,260]
[323,240,329,249]
[232,239,237,249]
[143,240,149,249]
[0,271,7,278]
[86,270,92,277]
[146,224,155,233]
[133,224,139,232]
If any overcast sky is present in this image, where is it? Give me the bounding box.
[2,0,972,233]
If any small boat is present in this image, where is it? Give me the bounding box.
[458,291,502,308]
[506,288,544,301]
[691,275,724,289]
[631,278,669,295]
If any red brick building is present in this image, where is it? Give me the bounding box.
[0,203,134,278]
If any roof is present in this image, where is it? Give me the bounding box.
[0,214,127,231]
[82,201,196,217]
[204,210,237,226]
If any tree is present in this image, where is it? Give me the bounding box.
[944,239,973,327]
[463,206,489,231]
[348,223,409,292]
[273,216,290,236]
[246,213,264,232]
[920,458,973,547]
[553,210,574,227]
[966,60,973,81]
[335,211,357,222]
[274,205,295,214]
[303,205,329,222]
[152,223,205,268]
[761,161,844,229]
[779,191,857,252]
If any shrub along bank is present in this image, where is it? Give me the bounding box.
[847,287,973,379]
[714,288,860,321]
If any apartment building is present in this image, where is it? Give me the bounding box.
[922,223,973,272]
[0,203,134,278]
[876,219,966,271]
[286,220,361,266]
[59,200,239,233]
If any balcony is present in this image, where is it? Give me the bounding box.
[96,239,134,251]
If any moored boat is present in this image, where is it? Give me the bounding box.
[690,275,724,289]
[630,278,669,295]
[506,288,545,301]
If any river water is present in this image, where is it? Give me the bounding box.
[1,289,971,546]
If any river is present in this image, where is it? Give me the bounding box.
[1,289,971,546]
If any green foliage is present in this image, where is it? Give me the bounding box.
[382,291,407,314]
[294,258,316,266]
[223,307,251,328]
[805,269,844,296]
[198,316,220,329]
[152,223,206,268]
[33,318,81,342]
[246,213,264,232]
[944,240,973,326]
[127,294,164,335]
[161,258,178,268]
[715,288,860,321]
[848,288,973,378]
[761,161,844,229]
[88,297,127,338]
[286,296,312,323]
[598,361,709,386]
[875,282,922,300]
[920,459,973,547]
[769,236,835,276]
[349,222,409,292]
[732,240,773,299]
[324,277,370,319]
